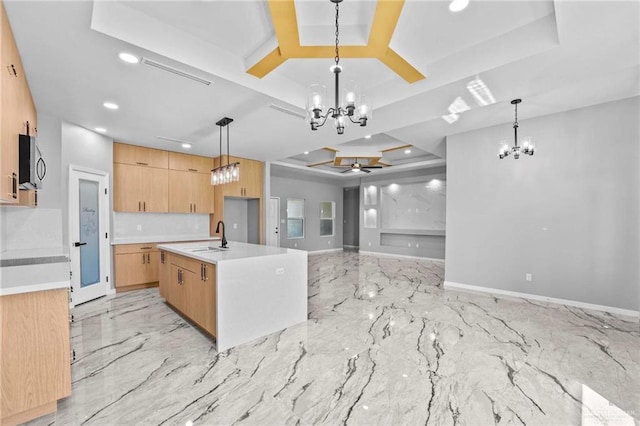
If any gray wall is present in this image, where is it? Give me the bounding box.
[223,198,260,244]
[359,166,447,259]
[343,186,359,247]
[445,97,639,311]
[271,167,343,252]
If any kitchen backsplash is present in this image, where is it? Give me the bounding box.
[113,213,210,240]
[0,207,64,252]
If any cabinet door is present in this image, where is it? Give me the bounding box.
[114,143,168,168]
[115,253,149,288]
[159,251,170,299]
[186,265,205,327]
[193,172,214,213]
[0,4,19,204]
[168,170,192,213]
[169,152,212,173]
[144,251,160,283]
[243,159,264,198]
[168,265,187,313]
[201,263,216,336]
[113,163,143,212]
[142,167,168,213]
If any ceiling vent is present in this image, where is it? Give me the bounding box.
[141,57,212,86]
[268,104,306,120]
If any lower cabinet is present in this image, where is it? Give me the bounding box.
[159,253,216,337]
[0,289,71,424]
[114,244,160,292]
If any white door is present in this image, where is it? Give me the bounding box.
[69,165,110,305]
[266,197,280,247]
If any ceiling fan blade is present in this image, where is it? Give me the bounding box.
[362,166,383,169]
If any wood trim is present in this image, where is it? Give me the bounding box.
[380,144,413,153]
[1,401,56,426]
[115,282,158,293]
[306,160,333,168]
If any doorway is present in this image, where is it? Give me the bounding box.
[266,197,280,247]
[69,165,110,305]
[343,186,360,250]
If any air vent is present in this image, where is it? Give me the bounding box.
[141,57,212,86]
[268,104,306,120]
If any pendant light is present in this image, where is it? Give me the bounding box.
[498,99,535,159]
[211,117,240,186]
[306,0,371,135]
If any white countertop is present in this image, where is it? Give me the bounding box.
[157,241,302,264]
[0,247,69,261]
[0,261,70,296]
[111,235,220,245]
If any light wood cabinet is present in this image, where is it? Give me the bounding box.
[160,253,216,336]
[113,163,168,212]
[168,170,214,214]
[0,289,71,425]
[113,142,168,168]
[159,250,171,299]
[18,188,37,207]
[169,152,212,173]
[114,244,160,291]
[211,155,264,243]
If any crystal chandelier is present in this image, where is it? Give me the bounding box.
[498,99,535,159]
[211,117,240,186]
[307,0,371,135]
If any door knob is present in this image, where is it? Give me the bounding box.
[74,242,87,247]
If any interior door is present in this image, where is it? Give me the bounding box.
[266,197,280,247]
[69,166,110,305]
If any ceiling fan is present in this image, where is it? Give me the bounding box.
[335,159,383,174]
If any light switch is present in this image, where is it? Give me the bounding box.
[275,267,285,275]
[136,225,142,231]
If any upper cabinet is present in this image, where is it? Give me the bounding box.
[169,152,212,173]
[113,142,214,214]
[113,143,168,169]
[1,1,36,205]
[214,155,263,198]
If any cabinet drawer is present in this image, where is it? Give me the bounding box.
[170,253,201,274]
[114,243,158,255]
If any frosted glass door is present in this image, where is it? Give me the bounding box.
[79,179,101,287]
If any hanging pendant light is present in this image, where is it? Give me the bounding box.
[306,0,371,135]
[498,99,535,159]
[211,117,240,186]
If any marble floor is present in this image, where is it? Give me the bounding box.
[30,252,639,426]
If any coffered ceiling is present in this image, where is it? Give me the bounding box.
[5,0,639,177]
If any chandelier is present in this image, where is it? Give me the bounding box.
[498,99,535,159]
[307,0,371,135]
[210,117,240,186]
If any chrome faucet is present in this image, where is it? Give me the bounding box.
[215,220,228,249]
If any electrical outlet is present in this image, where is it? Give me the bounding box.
[275,267,285,275]
[233,223,238,229]
[136,225,142,231]
[526,273,532,282]
[294,243,297,248]
[416,243,420,248]
[368,242,372,246]
[407,243,412,247]
[328,240,331,244]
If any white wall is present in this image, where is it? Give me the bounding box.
[445,97,639,311]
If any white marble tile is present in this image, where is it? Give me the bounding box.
[27,252,639,426]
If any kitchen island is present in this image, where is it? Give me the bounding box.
[156,241,307,352]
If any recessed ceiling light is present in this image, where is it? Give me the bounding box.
[181,143,192,149]
[404,149,412,154]
[449,0,469,12]
[304,151,309,155]
[365,135,372,139]
[103,102,119,110]
[94,127,106,133]
[118,52,140,64]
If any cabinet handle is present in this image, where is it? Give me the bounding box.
[140,246,152,250]
[194,203,196,213]
[188,168,198,172]
[203,265,207,281]
[139,201,141,211]
[189,203,192,213]
[11,173,17,199]
[143,201,146,212]
[136,162,148,166]
[142,254,146,264]
[200,263,204,281]
[161,251,165,264]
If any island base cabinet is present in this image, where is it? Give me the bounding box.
[114,244,160,292]
[160,254,216,337]
[0,289,71,425]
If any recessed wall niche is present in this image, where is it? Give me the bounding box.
[380,179,446,230]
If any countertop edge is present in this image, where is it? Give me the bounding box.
[111,236,221,245]
[0,280,70,297]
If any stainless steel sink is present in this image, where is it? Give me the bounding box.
[189,246,229,253]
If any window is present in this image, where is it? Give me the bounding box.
[287,199,305,239]
[319,201,335,237]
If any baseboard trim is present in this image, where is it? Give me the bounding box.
[359,250,445,263]
[444,281,640,319]
[308,248,344,255]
